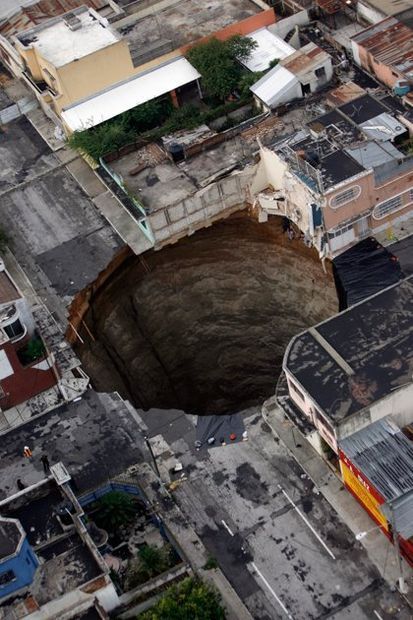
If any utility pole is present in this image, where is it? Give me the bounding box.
[144,435,160,479]
[390,502,408,594]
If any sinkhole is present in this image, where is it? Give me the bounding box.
[76,213,338,415]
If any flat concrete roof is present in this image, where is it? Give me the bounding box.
[284,276,413,424]
[116,0,262,65]
[17,7,120,67]
[0,390,147,502]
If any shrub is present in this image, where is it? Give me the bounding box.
[125,544,177,589]
[95,491,136,532]
[139,577,226,619]
[17,337,46,366]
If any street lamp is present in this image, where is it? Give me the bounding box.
[355,525,382,540]
[355,518,407,594]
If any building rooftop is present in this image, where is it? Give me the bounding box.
[339,94,390,125]
[326,81,366,108]
[318,149,365,187]
[345,141,404,170]
[0,518,22,560]
[284,276,413,423]
[16,7,121,67]
[340,416,413,539]
[116,0,263,67]
[242,27,295,72]
[359,112,407,141]
[0,390,147,502]
[0,0,109,39]
[280,42,330,80]
[356,0,413,17]
[352,17,413,78]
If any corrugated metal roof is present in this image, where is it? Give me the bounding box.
[0,0,108,39]
[340,417,413,501]
[62,57,201,131]
[326,82,365,107]
[352,17,413,77]
[345,141,404,169]
[280,42,330,79]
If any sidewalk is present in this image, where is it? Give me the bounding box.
[262,396,413,607]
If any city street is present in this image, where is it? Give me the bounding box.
[142,406,411,620]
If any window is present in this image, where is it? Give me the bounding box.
[330,186,361,208]
[0,570,15,587]
[289,380,305,402]
[327,223,353,239]
[315,66,326,78]
[373,195,403,219]
[4,318,24,340]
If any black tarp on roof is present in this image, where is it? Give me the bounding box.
[333,237,404,310]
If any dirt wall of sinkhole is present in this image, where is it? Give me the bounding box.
[76,212,338,415]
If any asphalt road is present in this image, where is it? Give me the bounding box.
[142,406,411,620]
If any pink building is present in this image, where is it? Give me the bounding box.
[251,91,413,259]
[351,17,413,92]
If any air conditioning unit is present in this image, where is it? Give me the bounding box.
[63,13,82,31]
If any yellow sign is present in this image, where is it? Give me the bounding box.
[340,458,388,531]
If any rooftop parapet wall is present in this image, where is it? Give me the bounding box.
[179,8,277,55]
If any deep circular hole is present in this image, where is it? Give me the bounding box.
[77,214,337,415]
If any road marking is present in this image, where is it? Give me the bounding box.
[374,612,384,620]
[251,562,294,619]
[221,520,234,536]
[278,485,336,560]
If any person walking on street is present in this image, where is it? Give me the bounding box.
[23,446,32,458]
[41,454,50,473]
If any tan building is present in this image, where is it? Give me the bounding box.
[13,7,134,116]
[2,1,276,131]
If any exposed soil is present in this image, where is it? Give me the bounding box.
[76,212,337,415]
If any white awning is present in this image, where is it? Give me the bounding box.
[62,57,201,132]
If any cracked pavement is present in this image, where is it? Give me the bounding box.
[141,406,411,620]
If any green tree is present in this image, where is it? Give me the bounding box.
[95,491,135,532]
[126,544,177,588]
[140,577,226,620]
[187,36,257,100]
[268,58,279,69]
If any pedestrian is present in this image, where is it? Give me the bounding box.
[287,227,294,241]
[40,454,50,473]
[17,479,26,491]
[23,446,32,458]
